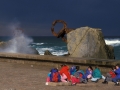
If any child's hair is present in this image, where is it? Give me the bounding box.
[88,66,93,70]
[95,65,99,69]
[111,66,115,70]
[50,68,58,72]
[54,68,58,71]
[115,64,120,67]
[60,64,66,67]
[76,66,79,71]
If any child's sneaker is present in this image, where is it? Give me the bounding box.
[71,83,76,86]
[114,82,119,86]
[102,81,108,84]
[95,79,99,83]
[45,82,49,85]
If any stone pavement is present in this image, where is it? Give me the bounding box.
[0,61,120,90]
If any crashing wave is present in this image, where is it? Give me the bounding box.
[35,45,68,56]
[31,43,44,45]
[36,47,54,55]
[105,39,120,46]
[52,51,68,56]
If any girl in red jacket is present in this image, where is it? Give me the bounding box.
[59,64,71,82]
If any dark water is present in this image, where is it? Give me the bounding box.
[104,36,120,60]
[30,36,68,55]
[0,36,120,60]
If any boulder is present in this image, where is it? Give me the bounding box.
[67,26,115,59]
[44,50,53,55]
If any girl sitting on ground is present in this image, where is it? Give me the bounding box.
[102,66,116,84]
[71,66,87,85]
[45,70,51,85]
[70,65,79,76]
[84,66,93,81]
[59,64,71,82]
[45,68,61,85]
[91,66,105,82]
[112,64,120,86]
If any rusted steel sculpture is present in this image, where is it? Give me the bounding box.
[51,20,74,43]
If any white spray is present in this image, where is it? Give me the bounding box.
[0,22,38,54]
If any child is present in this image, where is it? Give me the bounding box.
[112,64,120,86]
[50,68,61,82]
[45,70,51,85]
[45,68,61,85]
[91,66,105,82]
[70,66,79,76]
[85,66,93,81]
[59,64,71,82]
[71,66,87,85]
[102,66,116,84]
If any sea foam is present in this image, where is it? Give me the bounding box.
[105,39,120,46]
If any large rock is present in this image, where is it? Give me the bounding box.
[67,27,115,59]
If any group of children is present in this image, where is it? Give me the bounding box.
[45,64,120,86]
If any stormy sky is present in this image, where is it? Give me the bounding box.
[0,0,120,36]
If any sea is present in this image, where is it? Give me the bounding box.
[0,36,120,60]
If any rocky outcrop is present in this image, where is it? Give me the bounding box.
[44,50,53,55]
[67,27,115,59]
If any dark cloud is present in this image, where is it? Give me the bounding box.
[0,0,120,36]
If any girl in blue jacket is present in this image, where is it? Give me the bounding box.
[85,66,93,81]
[112,64,120,86]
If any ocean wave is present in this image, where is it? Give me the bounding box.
[52,51,68,56]
[53,46,67,49]
[36,47,54,55]
[36,47,68,56]
[36,47,53,51]
[105,39,120,46]
[31,43,44,45]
